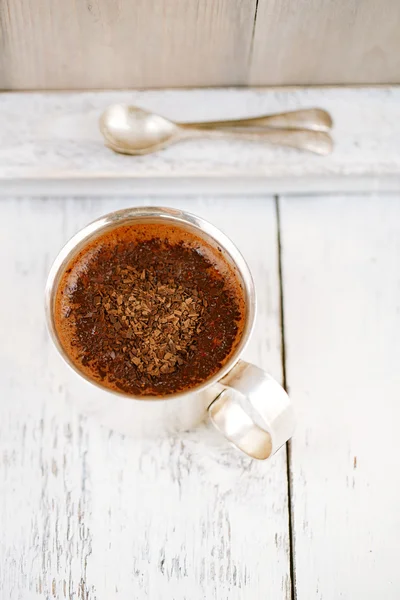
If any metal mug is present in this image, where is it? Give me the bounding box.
[45,207,294,459]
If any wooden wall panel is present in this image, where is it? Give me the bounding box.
[250,0,400,85]
[0,0,257,89]
[1,0,400,89]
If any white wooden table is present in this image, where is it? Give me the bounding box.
[1,90,400,600]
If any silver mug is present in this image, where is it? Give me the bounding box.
[45,207,294,459]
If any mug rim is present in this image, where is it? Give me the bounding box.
[45,206,256,401]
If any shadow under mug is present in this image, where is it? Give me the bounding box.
[45,206,294,459]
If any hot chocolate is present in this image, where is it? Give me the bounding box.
[54,221,246,396]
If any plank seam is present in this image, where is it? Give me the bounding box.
[275,195,297,600]
[247,0,260,80]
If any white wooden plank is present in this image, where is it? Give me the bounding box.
[280,194,400,599]
[0,0,256,90]
[1,88,400,195]
[3,0,400,90]
[250,0,400,85]
[0,195,290,599]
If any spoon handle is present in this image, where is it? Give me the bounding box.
[187,128,333,155]
[183,108,333,133]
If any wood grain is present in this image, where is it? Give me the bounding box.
[2,0,400,88]
[280,194,400,599]
[0,0,256,90]
[0,195,291,599]
[2,88,400,197]
[250,0,400,85]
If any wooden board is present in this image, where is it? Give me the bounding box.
[280,194,400,599]
[0,195,291,599]
[250,0,400,85]
[1,87,400,196]
[1,0,400,88]
[0,0,256,90]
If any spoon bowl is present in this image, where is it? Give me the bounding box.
[100,105,180,155]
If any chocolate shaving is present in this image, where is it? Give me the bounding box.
[57,235,243,396]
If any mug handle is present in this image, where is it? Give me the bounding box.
[208,360,295,459]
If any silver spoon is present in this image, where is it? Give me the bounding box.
[100,105,333,156]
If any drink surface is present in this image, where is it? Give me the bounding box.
[54,221,246,397]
